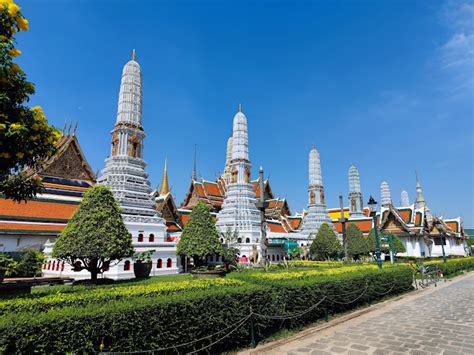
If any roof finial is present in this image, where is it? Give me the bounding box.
[159,158,169,196]
[131,49,137,61]
[73,121,78,136]
[67,120,72,136]
[193,144,197,181]
[238,103,243,113]
[312,143,315,150]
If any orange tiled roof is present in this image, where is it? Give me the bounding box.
[334,219,373,233]
[0,198,78,221]
[0,222,65,232]
[203,181,222,197]
[267,221,286,233]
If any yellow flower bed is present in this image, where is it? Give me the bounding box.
[247,264,383,281]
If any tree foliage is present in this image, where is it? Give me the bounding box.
[221,227,240,269]
[346,223,369,260]
[177,202,223,267]
[0,1,61,201]
[310,223,341,260]
[53,185,133,281]
[367,229,407,257]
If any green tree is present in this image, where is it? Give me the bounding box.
[177,202,223,267]
[289,246,304,259]
[221,227,240,270]
[53,185,133,281]
[392,236,406,255]
[346,223,369,260]
[1,1,61,201]
[14,249,43,277]
[310,223,341,260]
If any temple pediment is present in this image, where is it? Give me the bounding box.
[38,135,96,182]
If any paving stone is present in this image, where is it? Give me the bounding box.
[421,345,442,353]
[296,348,312,353]
[350,344,370,351]
[347,351,366,355]
[329,346,347,353]
[310,351,331,355]
[308,342,328,350]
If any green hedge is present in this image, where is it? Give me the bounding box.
[0,267,413,353]
[423,256,474,275]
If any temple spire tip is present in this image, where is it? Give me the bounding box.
[131,49,137,61]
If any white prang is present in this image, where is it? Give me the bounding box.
[348,164,364,217]
[381,181,391,207]
[216,106,262,259]
[401,190,410,207]
[299,145,332,239]
[96,50,179,278]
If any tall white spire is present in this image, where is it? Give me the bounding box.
[381,181,391,207]
[217,105,261,250]
[99,52,166,234]
[348,164,364,217]
[308,144,323,186]
[415,173,426,209]
[231,106,249,162]
[299,145,332,238]
[401,190,410,207]
[116,49,142,127]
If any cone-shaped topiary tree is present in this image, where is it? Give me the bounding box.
[310,223,341,260]
[346,223,369,261]
[177,202,223,267]
[53,185,133,281]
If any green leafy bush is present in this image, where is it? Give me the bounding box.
[0,266,413,353]
[423,256,474,275]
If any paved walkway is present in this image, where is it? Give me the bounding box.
[248,273,474,355]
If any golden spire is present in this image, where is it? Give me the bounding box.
[131,49,137,61]
[159,158,169,196]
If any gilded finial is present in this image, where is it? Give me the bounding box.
[159,158,169,196]
[73,121,78,136]
[62,120,67,134]
[131,49,137,61]
[67,120,72,136]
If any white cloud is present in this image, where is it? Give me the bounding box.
[437,1,474,95]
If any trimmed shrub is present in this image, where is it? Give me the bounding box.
[0,267,413,353]
[423,256,474,276]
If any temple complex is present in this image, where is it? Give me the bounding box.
[0,50,469,276]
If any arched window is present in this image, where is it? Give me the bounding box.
[157,259,162,268]
[52,261,56,271]
[149,233,155,242]
[301,243,304,247]
[166,258,172,268]
[220,238,224,243]
[209,255,214,262]
[47,260,51,270]
[237,238,242,243]
[276,255,280,261]
[272,255,275,261]
[124,260,131,271]
[138,233,144,242]
[245,238,250,243]
[61,261,65,271]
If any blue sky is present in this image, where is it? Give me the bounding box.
[17,0,473,226]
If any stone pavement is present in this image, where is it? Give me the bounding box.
[248,273,474,355]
